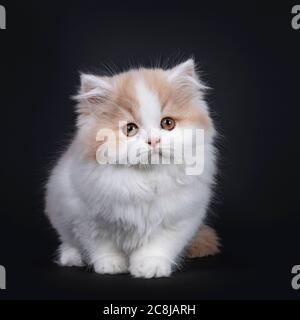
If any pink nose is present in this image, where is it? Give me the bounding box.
[147,137,160,147]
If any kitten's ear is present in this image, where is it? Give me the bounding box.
[73,74,112,106]
[167,59,207,91]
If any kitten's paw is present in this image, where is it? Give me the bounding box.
[58,244,84,267]
[129,256,172,278]
[93,254,128,275]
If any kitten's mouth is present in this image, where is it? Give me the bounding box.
[132,148,174,165]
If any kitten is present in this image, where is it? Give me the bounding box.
[45,59,219,278]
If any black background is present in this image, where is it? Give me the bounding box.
[0,0,300,299]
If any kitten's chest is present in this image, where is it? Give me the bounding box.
[89,166,200,250]
[97,165,186,202]
[85,165,197,222]
[105,169,197,223]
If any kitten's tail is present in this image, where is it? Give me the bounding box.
[186,225,221,258]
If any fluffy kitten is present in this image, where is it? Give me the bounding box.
[45,59,219,278]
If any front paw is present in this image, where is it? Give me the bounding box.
[129,256,172,278]
[93,254,128,275]
[58,244,84,267]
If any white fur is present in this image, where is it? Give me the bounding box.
[45,60,217,278]
[135,78,161,131]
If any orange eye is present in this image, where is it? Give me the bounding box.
[161,117,176,131]
[123,123,139,137]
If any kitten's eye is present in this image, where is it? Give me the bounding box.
[123,123,139,137]
[161,117,176,131]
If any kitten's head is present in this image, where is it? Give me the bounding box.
[74,59,215,168]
